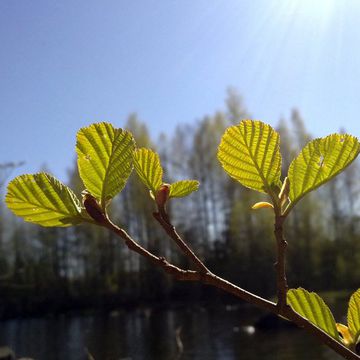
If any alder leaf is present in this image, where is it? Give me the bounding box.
[348,289,360,339]
[76,122,135,207]
[169,180,199,198]
[133,148,163,193]
[5,173,82,227]
[287,288,340,341]
[218,120,282,194]
[288,134,360,205]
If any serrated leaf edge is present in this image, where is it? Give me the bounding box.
[133,148,163,193]
[288,134,360,206]
[5,172,83,226]
[169,180,199,198]
[218,120,282,195]
[287,288,340,341]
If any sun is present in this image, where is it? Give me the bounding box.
[278,0,337,29]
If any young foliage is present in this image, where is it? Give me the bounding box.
[169,180,199,198]
[217,120,282,195]
[133,148,198,200]
[287,288,340,341]
[337,323,354,347]
[288,134,360,206]
[348,289,360,341]
[332,289,360,351]
[5,173,82,227]
[251,201,274,210]
[76,122,135,208]
[133,148,163,193]
[5,119,360,360]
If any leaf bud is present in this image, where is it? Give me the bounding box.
[155,183,170,207]
[251,201,274,210]
[336,323,353,347]
[81,190,107,223]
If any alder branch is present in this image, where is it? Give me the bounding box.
[274,215,288,310]
[270,214,358,358]
[102,217,276,312]
[101,216,359,360]
[153,206,210,274]
[283,309,359,360]
[103,219,198,281]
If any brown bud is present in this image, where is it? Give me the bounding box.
[81,191,107,223]
[155,183,170,207]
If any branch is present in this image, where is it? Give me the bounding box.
[274,215,288,310]
[102,217,359,360]
[102,217,275,312]
[283,307,359,360]
[103,219,199,281]
[153,206,210,274]
[270,214,358,359]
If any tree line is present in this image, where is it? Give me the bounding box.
[0,89,359,318]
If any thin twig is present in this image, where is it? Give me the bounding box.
[103,219,199,281]
[272,215,358,359]
[153,208,210,274]
[100,216,359,360]
[102,218,276,312]
[283,307,359,360]
[274,215,288,310]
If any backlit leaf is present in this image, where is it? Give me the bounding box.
[287,288,340,340]
[5,173,82,227]
[288,134,360,205]
[169,180,199,198]
[348,289,360,339]
[218,120,282,194]
[76,122,135,207]
[133,148,163,193]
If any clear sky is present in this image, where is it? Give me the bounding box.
[1,0,360,183]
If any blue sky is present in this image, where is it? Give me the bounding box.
[1,0,360,184]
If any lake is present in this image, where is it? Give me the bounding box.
[0,298,347,360]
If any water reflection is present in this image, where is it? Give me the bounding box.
[0,305,344,360]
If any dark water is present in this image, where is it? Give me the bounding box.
[0,302,345,360]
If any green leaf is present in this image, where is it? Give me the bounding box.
[217,120,282,194]
[348,289,360,339]
[287,288,340,340]
[288,134,360,204]
[169,180,199,198]
[5,173,82,227]
[76,122,135,207]
[133,148,163,193]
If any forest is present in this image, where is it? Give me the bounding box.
[1,90,359,320]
